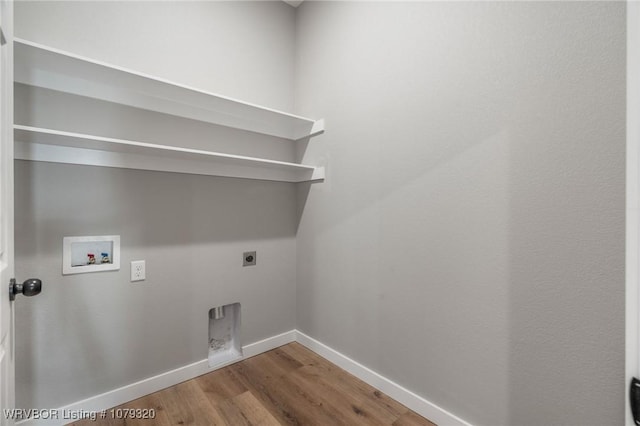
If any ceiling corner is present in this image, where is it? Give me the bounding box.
[282,0,304,8]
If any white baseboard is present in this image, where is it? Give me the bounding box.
[16,329,470,426]
[295,330,472,426]
[242,329,296,359]
[16,330,296,426]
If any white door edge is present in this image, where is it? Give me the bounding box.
[626,2,640,425]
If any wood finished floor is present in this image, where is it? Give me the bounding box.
[69,342,436,426]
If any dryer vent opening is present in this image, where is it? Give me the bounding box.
[208,303,242,368]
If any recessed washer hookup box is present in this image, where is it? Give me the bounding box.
[62,235,120,275]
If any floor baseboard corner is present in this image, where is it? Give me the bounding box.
[16,329,469,426]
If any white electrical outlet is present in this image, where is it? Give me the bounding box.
[131,260,145,282]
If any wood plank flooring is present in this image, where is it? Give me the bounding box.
[69,342,436,426]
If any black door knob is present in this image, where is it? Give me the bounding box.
[9,278,42,301]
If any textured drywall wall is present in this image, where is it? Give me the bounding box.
[14,1,298,409]
[294,2,625,425]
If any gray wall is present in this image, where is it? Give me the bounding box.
[294,2,626,425]
[14,1,298,409]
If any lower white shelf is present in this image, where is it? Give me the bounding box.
[14,125,325,183]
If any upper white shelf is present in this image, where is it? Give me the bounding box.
[14,38,324,141]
